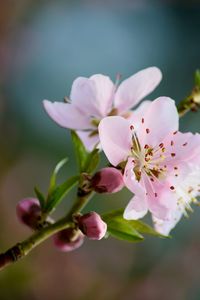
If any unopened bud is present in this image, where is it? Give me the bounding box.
[53,228,84,252]
[76,212,107,240]
[91,167,124,194]
[16,198,41,229]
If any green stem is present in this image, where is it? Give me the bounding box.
[0,192,94,271]
[178,87,200,117]
[66,192,94,219]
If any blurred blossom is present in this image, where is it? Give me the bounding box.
[43,67,161,150]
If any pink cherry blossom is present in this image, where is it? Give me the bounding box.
[43,67,162,150]
[98,97,200,225]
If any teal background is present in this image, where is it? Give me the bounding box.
[0,1,200,299]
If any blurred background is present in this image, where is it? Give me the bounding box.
[0,0,200,299]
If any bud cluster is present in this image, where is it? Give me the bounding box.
[16,198,107,252]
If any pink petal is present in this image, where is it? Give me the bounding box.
[98,116,132,166]
[89,74,115,116]
[123,158,148,219]
[163,132,200,165]
[123,157,146,195]
[124,196,148,220]
[128,100,151,130]
[114,67,162,113]
[43,100,91,130]
[70,77,101,117]
[147,184,177,220]
[138,97,179,147]
[76,131,100,151]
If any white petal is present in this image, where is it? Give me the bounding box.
[152,208,182,235]
[114,67,162,113]
[70,77,101,117]
[43,100,91,130]
[89,74,114,116]
[76,131,100,152]
[124,196,148,220]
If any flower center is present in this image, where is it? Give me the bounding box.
[130,129,167,183]
[128,124,179,199]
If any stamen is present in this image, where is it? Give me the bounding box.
[146,128,150,134]
[182,142,188,146]
[159,143,164,148]
[170,186,175,190]
[171,153,176,157]
[142,118,144,124]
[173,131,178,135]
[171,140,174,146]
[130,125,134,130]
[132,132,140,153]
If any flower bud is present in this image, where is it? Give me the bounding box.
[91,167,124,194]
[76,212,107,240]
[53,228,84,252]
[16,198,41,229]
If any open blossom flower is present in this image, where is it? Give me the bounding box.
[43,67,162,150]
[153,164,200,235]
[99,97,200,230]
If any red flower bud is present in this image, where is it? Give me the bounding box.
[76,212,107,240]
[53,228,84,252]
[16,198,41,229]
[91,167,124,193]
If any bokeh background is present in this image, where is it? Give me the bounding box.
[0,1,200,299]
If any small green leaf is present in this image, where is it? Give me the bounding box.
[84,149,100,173]
[128,220,165,238]
[102,209,166,239]
[71,131,89,172]
[71,131,99,173]
[44,175,79,213]
[195,69,200,88]
[34,186,46,210]
[107,219,144,242]
[49,157,68,193]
